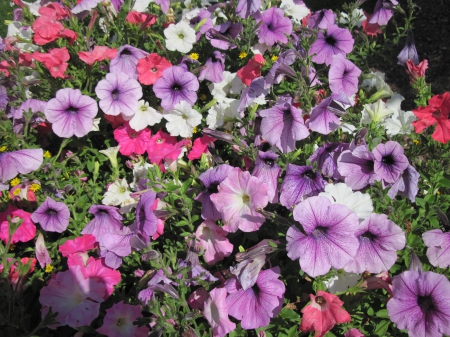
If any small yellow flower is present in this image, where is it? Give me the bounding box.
[10,178,20,187]
[0,146,7,152]
[45,265,54,273]
[30,184,41,192]
[13,188,21,196]
[199,94,207,101]
[43,151,52,158]
[193,126,199,134]
[239,51,248,59]
[413,139,420,145]
[271,55,279,62]
[189,53,199,60]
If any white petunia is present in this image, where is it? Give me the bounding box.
[132,0,153,11]
[280,0,310,23]
[339,9,366,28]
[384,110,416,137]
[7,22,38,52]
[324,270,361,293]
[319,183,373,221]
[164,100,202,138]
[208,71,245,102]
[206,99,240,130]
[164,21,196,53]
[361,99,395,124]
[129,100,162,131]
[102,178,134,207]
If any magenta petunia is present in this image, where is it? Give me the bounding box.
[225,267,285,330]
[372,141,409,184]
[210,168,269,233]
[109,44,148,80]
[31,196,70,233]
[0,205,36,244]
[286,196,359,277]
[309,25,354,65]
[0,148,43,183]
[113,122,151,156]
[329,54,362,97]
[257,7,293,46]
[45,88,98,138]
[97,301,148,337]
[82,257,121,299]
[203,288,236,337]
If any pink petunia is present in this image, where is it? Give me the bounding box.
[78,46,118,65]
[59,234,97,268]
[0,204,36,244]
[203,288,236,337]
[187,135,216,161]
[147,129,184,166]
[195,221,233,265]
[35,233,51,269]
[114,122,151,156]
[237,54,265,86]
[97,301,148,337]
[83,257,121,299]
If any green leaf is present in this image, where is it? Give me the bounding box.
[180,178,193,195]
[376,309,389,319]
[373,320,390,336]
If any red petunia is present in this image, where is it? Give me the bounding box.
[126,11,157,29]
[237,54,265,86]
[412,92,450,144]
[136,53,172,85]
[361,11,382,37]
[0,60,10,77]
[32,47,70,78]
[78,46,118,65]
[405,59,428,84]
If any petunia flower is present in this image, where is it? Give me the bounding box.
[386,164,419,202]
[257,7,293,46]
[308,9,337,29]
[82,257,122,299]
[387,270,450,337]
[59,234,97,269]
[329,54,361,97]
[207,99,241,130]
[113,122,151,156]
[78,46,118,65]
[102,178,134,208]
[225,267,285,330]
[397,29,419,65]
[163,100,202,138]
[300,290,351,337]
[208,71,245,102]
[206,22,243,50]
[35,232,51,269]
[71,0,102,14]
[31,196,70,233]
[309,142,349,179]
[134,190,158,238]
[126,10,156,29]
[199,51,225,83]
[309,25,354,65]
[236,0,261,18]
[164,21,196,53]
[369,0,398,26]
[280,0,310,24]
[81,205,123,241]
[405,59,428,84]
[422,229,450,268]
[0,148,43,183]
[153,66,199,111]
[344,213,405,273]
[109,44,148,80]
[237,54,265,86]
[95,72,143,118]
[189,9,213,41]
[360,99,395,124]
[136,53,172,85]
[203,288,236,337]
[187,135,216,161]
[252,151,282,203]
[286,196,359,277]
[128,100,163,132]
[372,141,409,184]
[309,93,351,135]
[97,301,148,337]
[384,109,416,137]
[0,204,36,244]
[146,129,182,166]
[195,221,233,265]
[32,47,70,78]
[45,88,98,138]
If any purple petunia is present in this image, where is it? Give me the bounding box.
[81,205,123,241]
[45,88,98,138]
[134,190,158,238]
[257,7,293,46]
[95,72,142,118]
[259,102,309,153]
[252,151,282,204]
[31,196,70,233]
[387,270,450,337]
[329,54,361,97]
[344,213,405,273]
[109,44,148,80]
[236,0,261,19]
[369,0,398,26]
[280,164,325,209]
[10,99,47,134]
[307,9,337,30]
[199,51,225,83]
[309,142,349,179]
[397,29,419,65]
[0,148,43,183]
[387,164,419,202]
[0,85,7,110]
[265,49,297,85]
[153,66,199,111]
[373,141,409,184]
[286,196,360,277]
[309,25,354,66]
[309,93,351,135]
[225,267,285,330]
[423,229,450,268]
[206,22,243,50]
[189,9,213,41]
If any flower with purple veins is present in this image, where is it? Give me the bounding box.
[280,164,325,209]
[259,102,309,153]
[134,190,158,238]
[153,66,199,111]
[329,54,362,97]
[45,88,98,138]
[0,148,43,183]
[81,205,123,241]
[387,270,450,337]
[344,213,405,273]
[309,93,351,135]
[252,151,282,203]
[309,142,349,179]
[265,49,297,85]
[373,141,409,184]
[225,267,285,330]
[236,0,261,19]
[423,229,450,268]
[308,9,337,29]
[397,29,419,65]
[257,7,293,46]
[309,25,354,66]
[286,196,360,277]
[199,51,225,83]
[109,44,148,80]
[10,99,47,134]
[387,164,419,202]
[189,9,213,41]
[206,22,243,50]
[238,77,269,113]
[95,72,142,118]
[31,196,70,233]
[369,0,398,26]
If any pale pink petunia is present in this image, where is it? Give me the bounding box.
[83,257,121,299]
[35,232,51,269]
[203,288,236,337]
[188,287,209,310]
[97,301,148,337]
[195,221,233,265]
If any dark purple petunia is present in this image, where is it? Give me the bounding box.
[372,141,409,184]
[259,102,309,153]
[10,99,47,134]
[238,77,269,112]
[199,51,225,83]
[387,164,419,202]
[397,29,419,65]
[423,229,450,268]
[252,151,282,203]
[309,142,349,179]
[257,7,292,46]
[153,66,199,111]
[81,205,123,241]
[309,93,351,135]
[236,0,261,18]
[387,270,450,337]
[307,9,337,29]
[369,0,398,26]
[109,44,148,80]
[329,54,362,97]
[344,213,405,273]
[337,145,380,190]
[134,190,158,238]
[0,148,43,183]
[45,88,98,138]
[286,196,360,277]
[206,22,243,50]
[190,9,213,41]
[195,164,234,221]
[280,164,325,209]
[31,196,70,233]
[309,25,354,66]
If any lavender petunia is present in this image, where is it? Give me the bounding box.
[190,10,213,41]
[45,88,98,138]
[236,0,261,18]
[31,196,70,233]
[238,77,268,112]
[372,141,409,184]
[178,242,218,285]
[95,72,142,118]
[138,269,174,305]
[10,99,47,134]
[206,22,243,50]
[81,205,123,241]
[309,25,354,66]
[265,49,297,85]
[198,51,225,83]
[307,9,337,29]
[257,7,293,46]
[309,142,349,179]
[329,54,361,97]
[387,270,450,337]
[369,0,398,26]
[0,86,7,110]
[259,102,309,153]
[99,226,138,268]
[397,29,419,65]
[0,148,43,183]
[387,164,419,202]
[280,164,325,209]
[71,0,102,14]
[344,213,405,273]
[225,267,285,330]
[109,45,148,80]
[195,164,234,221]
[286,196,360,277]
[423,229,450,268]
[153,66,199,111]
[134,190,158,238]
[252,151,282,203]
[309,93,351,135]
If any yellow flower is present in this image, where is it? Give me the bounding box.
[189,53,199,60]
[45,265,54,273]
[193,126,198,134]
[13,188,21,196]
[271,55,279,62]
[0,146,7,152]
[43,151,52,158]
[10,178,20,187]
[30,184,41,192]
[239,51,248,59]
[413,139,420,145]
[199,94,207,101]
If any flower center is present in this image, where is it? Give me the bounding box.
[46,208,58,215]
[111,89,120,100]
[67,106,79,115]
[267,23,274,31]
[417,295,434,313]
[325,35,337,46]
[119,187,126,193]
[178,33,185,39]
[316,295,326,305]
[242,194,251,203]
[381,155,395,165]
[312,226,328,239]
[151,67,158,72]
[172,84,181,91]
[156,138,163,144]
[120,48,132,56]
[264,159,274,167]
[130,132,137,139]
[302,170,316,180]
[252,283,261,296]
[361,231,376,242]
[140,105,147,111]
[116,318,125,327]
[208,183,219,194]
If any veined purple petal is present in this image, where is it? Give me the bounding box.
[31,196,70,233]
[0,148,43,183]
